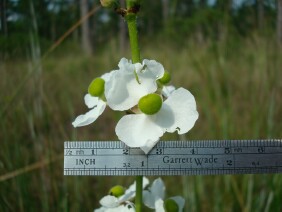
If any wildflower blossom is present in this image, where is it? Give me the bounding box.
[94,177,149,212]
[115,87,199,154]
[105,58,164,111]
[143,178,185,212]
[72,58,198,154]
[72,72,113,127]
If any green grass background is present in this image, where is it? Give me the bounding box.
[0,34,282,211]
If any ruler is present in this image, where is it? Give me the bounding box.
[64,139,282,176]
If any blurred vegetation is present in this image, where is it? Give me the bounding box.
[1,0,282,211]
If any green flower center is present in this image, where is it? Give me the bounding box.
[88,78,105,97]
[138,93,162,115]
[158,71,171,84]
[164,199,179,212]
[108,185,125,197]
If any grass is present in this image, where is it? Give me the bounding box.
[0,34,282,211]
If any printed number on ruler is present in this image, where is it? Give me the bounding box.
[64,139,282,176]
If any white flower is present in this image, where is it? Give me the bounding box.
[72,72,113,127]
[72,94,106,127]
[162,85,175,98]
[115,87,199,154]
[94,177,149,212]
[94,201,135,212]
[143,178,185,212]
[105,58,164,111]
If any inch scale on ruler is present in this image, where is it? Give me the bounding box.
[64,139,282,176]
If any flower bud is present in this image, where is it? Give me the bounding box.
[164,199,179,212]
[88,78,105,97]
[138,93,162,115]
[108,185,125,197]
[158,71,171,85]
[100,0,118,9]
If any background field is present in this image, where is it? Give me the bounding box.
[1,0,282,211]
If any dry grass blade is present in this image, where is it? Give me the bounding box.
[0,154,63,182]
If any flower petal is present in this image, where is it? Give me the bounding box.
[84,94,100,108]
[94,206,106,212]
[150,178,165,200]
[72,100,106,127]
[115,114,164,153]
[118,58,135,72]
[143,191,155,209]
[104,68,138,110]
[99,195,119,208]
[105,58,161,111]
[169,196,185,212]
[101,70,115,82]
[119,177,149,203]
[143,178,165,209]
[155,198,165,212]
[162,85,176,98]
[156,87,199,134]
[142,59,164,79]
[104,202,135,212]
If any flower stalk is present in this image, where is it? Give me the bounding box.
[125,13,140,63]
[135,176,143,212]
[125,1,142,211]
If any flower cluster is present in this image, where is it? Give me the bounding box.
[72,58,199,153]
[95,178,184,212]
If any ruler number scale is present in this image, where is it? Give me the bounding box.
[64,139,282,176]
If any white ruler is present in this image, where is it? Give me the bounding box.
[64,139,282,176]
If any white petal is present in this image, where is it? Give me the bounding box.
[101,70,115,82]
[143,178,165,209]
[143,191,155,209]
[155,198,165,212]
[134,62,144,73]
[104,69,138,110]
[84,94,100,108]
[94,206,107,212]
[105,70,158,111]
[156,87,199,134]
[99,195,119,208]
[105,58,162,111]
[162,85,176,98]
[119,177,149,202]
[115,114,164,153]
[169,196,185,212]
[143,59,164,79]
[104,202,135,212]
[150,178,165,200]
[72,100,106,127]
[118,58,134,72]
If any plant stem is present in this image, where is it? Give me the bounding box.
[125,1,142,211]
[126,13,140,63]
[135,176,143,212]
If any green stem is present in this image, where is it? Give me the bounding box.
[135,176,143,212]
[126,13,140,63]
[125,2,142,211]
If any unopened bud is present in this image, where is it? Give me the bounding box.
[88,78,105,97]
[138,93,162,115]
[108,185,125,197]
[164,198,179,212]
[158,71,171,85]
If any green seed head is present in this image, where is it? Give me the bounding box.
[138,93,162,115]
[108,185,125,197]
[88,78,105,97]
[164,199,179,212]
[158,71,171,85]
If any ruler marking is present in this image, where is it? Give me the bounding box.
[64,140,282,176]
